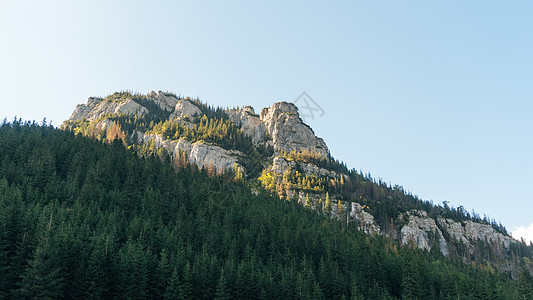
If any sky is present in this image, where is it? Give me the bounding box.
[1,1,532,242]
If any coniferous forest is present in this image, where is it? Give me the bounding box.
[1,120,532,299]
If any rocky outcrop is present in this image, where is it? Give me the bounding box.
[169,99,202,119]
[399,210,517,257]
[176,139,241,171]
[133,131,241,172]
[226,106,267,145]
[400,210,449,256]
[437,217,514,250]
[69,97,148,122]
[147,90,180,111]
[270,156,341,179]
[260,102,328,157]
[349,202,380,235]
[64,91,526,273]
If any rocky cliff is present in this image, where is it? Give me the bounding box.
[63,90,523,272]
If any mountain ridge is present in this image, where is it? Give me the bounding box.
[62,90,532,276]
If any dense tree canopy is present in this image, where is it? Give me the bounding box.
[1,120,530,299]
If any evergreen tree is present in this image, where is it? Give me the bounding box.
[0,209,9,298]
[325,192,332,214]
[214,270,231,300]
[164,268,182,300]
[0,122,527,299]
[18,216,64,299]
[519,266,533,300]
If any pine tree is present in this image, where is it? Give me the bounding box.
[305,193,311,208]
[214,270,230,300]
[351,279,361,300]
[337,200,344,221]
[0,210,9,298]
[18,215,64,299]
[164,268,182,300]
[325,192,331,214]
[85,235,108,299]
[519,266,533,300]
[207,159,216,177]
[156,249,171,298]
[233,163,243,183]
[179,262,193,300]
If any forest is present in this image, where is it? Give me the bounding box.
[1,119,532,299]
[61,92,533,272]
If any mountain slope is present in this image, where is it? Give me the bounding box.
[61,91,533,275]
[2,120,532,299]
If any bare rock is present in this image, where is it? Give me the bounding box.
[349,202,381,235]
[68,97,148,122]
[175,139,241,171]
[437,217,515,251]
[226,106,267,145]
[400,210,449,256]
[259,102,328,156]
[148,90,180,111]
[169,99,202,119]
[133,131,241,173]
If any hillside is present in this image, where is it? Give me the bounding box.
[2,119,533,298]
[61,91,533,273]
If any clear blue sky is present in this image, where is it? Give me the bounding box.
[1,1,532,241]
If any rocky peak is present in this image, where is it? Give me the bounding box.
[226,106,266,145]
[260,102,299,121]
[68,96,148,122]
[259,102,328,157]
[148,90,180,111]
[169,99,202,119]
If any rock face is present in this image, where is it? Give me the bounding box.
[259,102,328,157]
[148,90,180,111]
[134,131,241,172]
[437,217,514,251]
[399,210,515,257]
[69,97,149,122]
[400,210,449,256]
[176,139,240,171]
[169,99,202,119]
[226,106,267,145]
[349,202,381,235]
[270,157,340,178]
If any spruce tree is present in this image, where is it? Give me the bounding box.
[519,266,533,300]
[18,230,64,299]
[214,270,230,300]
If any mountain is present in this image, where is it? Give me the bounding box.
[2,119,532,299]
[61,91,533,275]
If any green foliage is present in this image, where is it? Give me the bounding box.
[0,121,526,299]
[147,114,254,152]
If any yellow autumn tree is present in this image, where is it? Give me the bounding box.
[325,192,332,214]
[305,193,311,208]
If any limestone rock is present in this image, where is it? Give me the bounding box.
[133,131,241,173]
[169,99,202,119]
[259,102,328,157]
[175,139,241,171]
[437,217,515,250]
[270,156,341,179]
[349,202,381,235]
[148,90,180,111]
[68,97,148,122]
[400,210,449,256]
[226,106,267,145]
